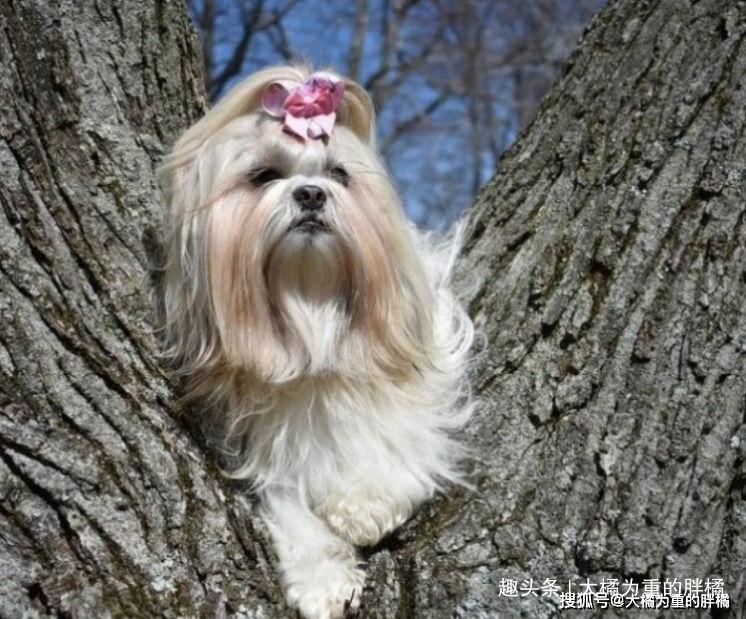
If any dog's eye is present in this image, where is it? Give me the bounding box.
[250,167,283,185]
[329,165,350,186]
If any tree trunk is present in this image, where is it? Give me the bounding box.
[0,0,743,618]
[0,1,284,616]
[451,0,746,614]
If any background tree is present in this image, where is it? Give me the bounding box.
[0,0,743,616]
[188,0,603,226]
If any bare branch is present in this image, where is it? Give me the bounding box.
[208,0,265,99]
[347,0,370,81]
[380,89,452,154]
[207,0,301,100]
[370,22,446,109]
[189,0,217,77]
[364,0,403,107]
[266,23,293,61]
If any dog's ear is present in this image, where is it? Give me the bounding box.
[164,64,310,168]
[337,79,376,146]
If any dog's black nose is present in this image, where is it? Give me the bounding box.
[293,185,326,212]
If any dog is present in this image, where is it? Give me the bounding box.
[161,65,473,618]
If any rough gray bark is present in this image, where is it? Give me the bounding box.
[451,0,746,614]
[0,1,284,616]
[0,1,743,618]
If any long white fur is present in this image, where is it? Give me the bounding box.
[161,65,473,619]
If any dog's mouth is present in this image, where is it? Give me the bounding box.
[291,215,329,234]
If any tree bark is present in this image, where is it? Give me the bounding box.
[0,1,284,616]
[451,0,746,614]
[0,0,744,618]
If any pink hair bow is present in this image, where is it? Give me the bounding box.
[261,72,346,141]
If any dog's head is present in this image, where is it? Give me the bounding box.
[162,66,434,385]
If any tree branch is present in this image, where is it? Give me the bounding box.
[347,0,369,81]
[380,89,452,154]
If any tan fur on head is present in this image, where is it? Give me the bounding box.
[166,65,376,172]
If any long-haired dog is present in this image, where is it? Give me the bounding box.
[161,65,473,618]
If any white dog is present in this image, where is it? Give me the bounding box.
[161,65,473,618]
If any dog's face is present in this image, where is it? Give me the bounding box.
[163,70,433,385]
[206,115,396,310]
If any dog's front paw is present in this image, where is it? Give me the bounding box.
[322,492,411,547]
[283,545,365,619]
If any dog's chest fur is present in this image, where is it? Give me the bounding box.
[236,374,452,506]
